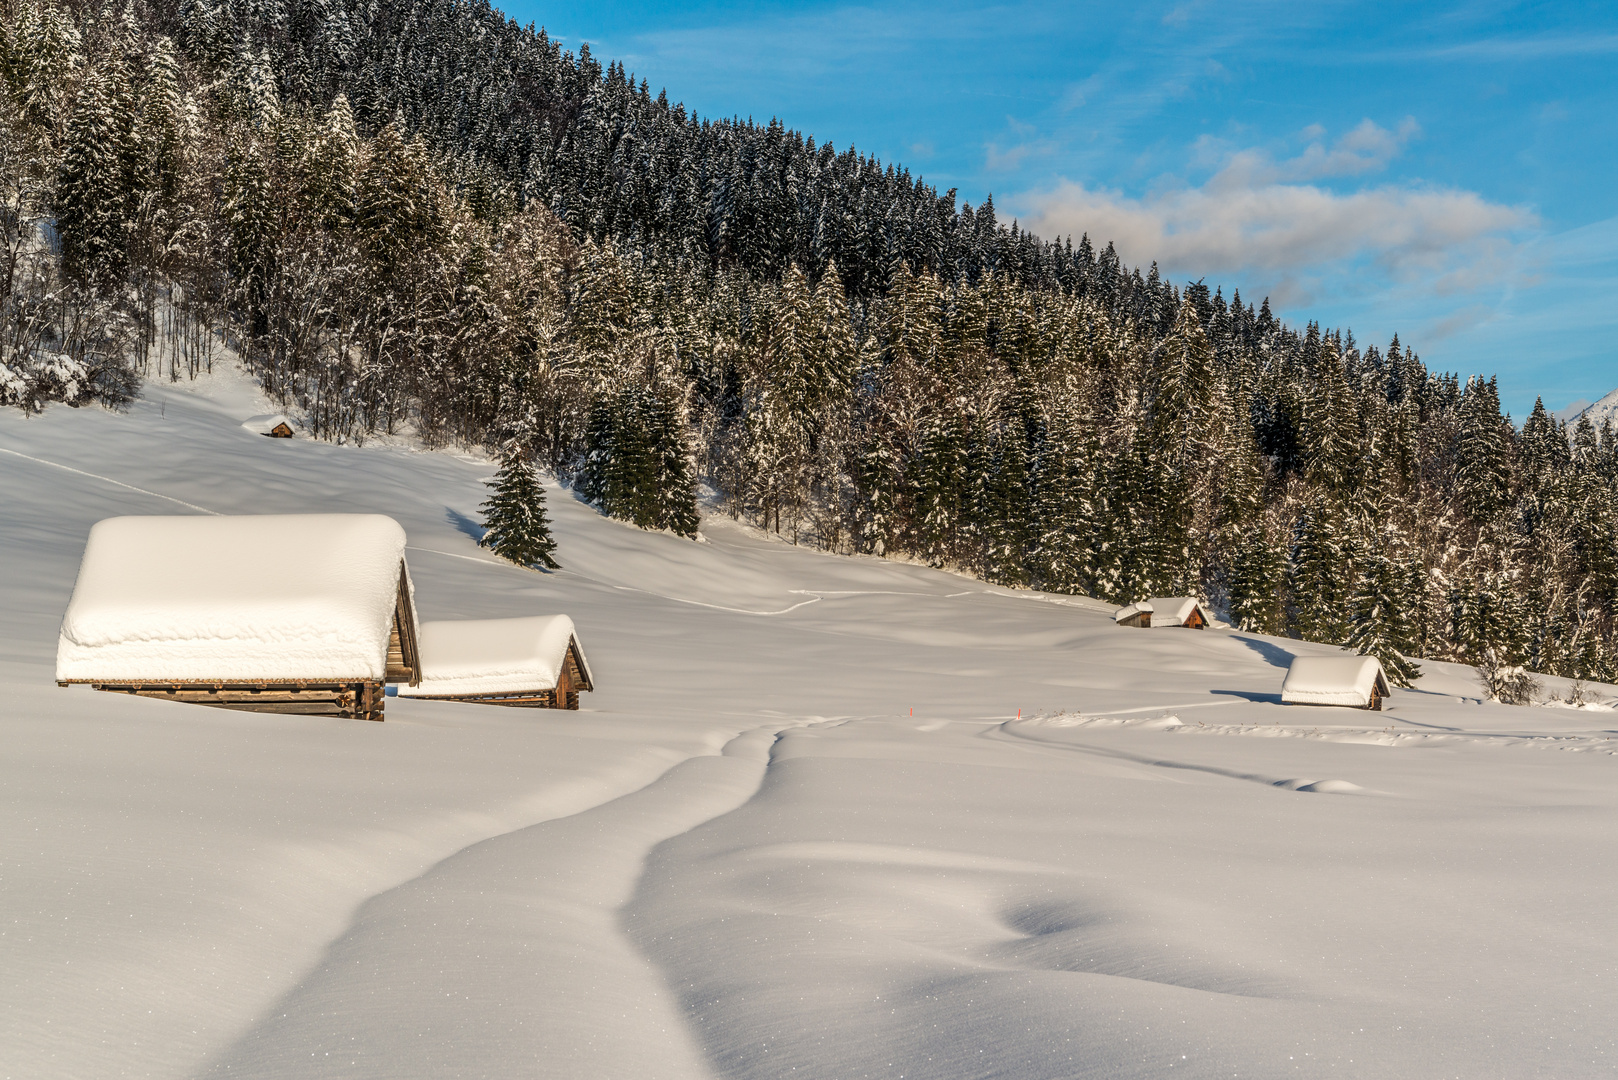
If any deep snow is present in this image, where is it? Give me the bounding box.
[3,366,1617,1079]
[56,513,410,683]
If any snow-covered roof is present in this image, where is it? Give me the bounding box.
[57,514,413,683]
[1146,597,1209,627]
[1114,602,1154,623]
[398,615,592,697]
[241,414,293,436]
[1281,655,1391,707]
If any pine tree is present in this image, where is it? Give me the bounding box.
[480,446,560,570]
[648,383,701,537]
[1346,546,1423,687]
[55,70,128,288]
[1225,522,1287,635]
[978,411,1031,586]
[1455,375,1513,523]
[910,410,967,566]
[1289,497,1355,645]
[1302,330,1359,497]
[855,428,901,557]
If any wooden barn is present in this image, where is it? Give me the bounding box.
[1114,601,1154,628]
[1281,655,1391,710]
[55,514,421,721]
[1147,597,1213,629]
[397,615,594,710]
[242,414,295,438]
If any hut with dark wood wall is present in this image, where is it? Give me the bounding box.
[1281,655,1392,710]
[1113,602,1154,628]
[1147,597,1213,629]
[56,514,421,721]
[398,615,595,710]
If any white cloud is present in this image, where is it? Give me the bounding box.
[985,140,1052,172]
[1019,176,1529,277]
[1405,33,1618,61]
[1421,304,1496,342]
[1201,118,1421,190]
[1013,123,1533,296]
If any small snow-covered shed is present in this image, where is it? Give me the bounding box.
[1281,655,1391,711]
[55,514,421,721]
[1146,597,1212,629]
[242,414,294,438]
[397,615,594,710]
[1114,601,1154,628]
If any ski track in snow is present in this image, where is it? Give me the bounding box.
[992,717,1378,795]
[0,444,221,515]
[199,722,799,1079]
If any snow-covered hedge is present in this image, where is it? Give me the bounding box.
[1,349,138,412]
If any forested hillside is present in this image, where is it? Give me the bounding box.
[2,0,1615,684]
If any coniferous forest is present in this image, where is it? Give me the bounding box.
[2,0,1616,686]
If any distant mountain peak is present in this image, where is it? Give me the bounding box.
[1565,387,1618,427]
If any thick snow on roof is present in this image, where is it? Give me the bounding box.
[1281,655,1390,706]
[1146,596,1207,626]
[241,413,293,435]
[399,615,589,697]
[1114,601,1153,623]
[56,514,409,683]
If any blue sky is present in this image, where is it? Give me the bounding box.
[501,1,1618,418]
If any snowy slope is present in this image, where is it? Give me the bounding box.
[1569,385,1618,429]
[4,366,1618,1079]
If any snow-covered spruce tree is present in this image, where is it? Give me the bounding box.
[1289,496,1355,645]
[910,411,967,566]
[976,413,1031,587]
[1346,547,1423,687]
[55,69,130,289]
[1301,328,1359,499]
[648,382,700,538]
[575,381,698,538]
[479,443,560,570]
[1454,375,1513,524]
[855,432,900,557]
[577,384,653,526]
[573,395,617,507]
[1226,522,1287,635]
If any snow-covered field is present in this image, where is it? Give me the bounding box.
[4,369,1617,1079]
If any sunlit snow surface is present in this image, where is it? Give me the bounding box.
[56,513,410,682]
[3,367,1618,1079]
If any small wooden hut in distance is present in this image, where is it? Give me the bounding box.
[1114,601,1154,628]
[398,615,594,710]
[1146,597,1213,629]
[242,414,294,438]
[56,514,421,721]
[1281,655,1392,711]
